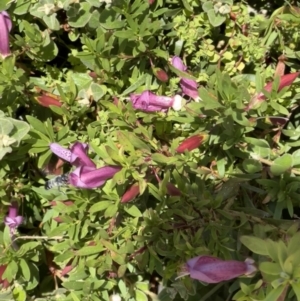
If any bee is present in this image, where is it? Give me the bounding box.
[44,173,69,190]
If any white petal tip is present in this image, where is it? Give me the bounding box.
[172,95,183,111]
[110,294,121,301]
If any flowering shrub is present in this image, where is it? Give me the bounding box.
[1,0,300,301]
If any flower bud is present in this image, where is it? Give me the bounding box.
[121,183,140,203]
[153,67,169,82]
[166,183,181,196]
[36,94,62,108]
[176,134,207,153]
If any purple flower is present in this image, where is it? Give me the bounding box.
[0,11,12,57]
[171,56,200,102]
[185,255,256,283]
[69,165,122,189]
[4,201,23,234]
[130,90,183,112]
[50,142,96,168]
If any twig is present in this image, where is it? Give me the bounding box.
[15,235,65,241]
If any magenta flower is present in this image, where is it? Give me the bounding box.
[185,255,256,283]
[4,201,23,250]
[4,201,23,230]
[50,142,96,168]
[171,56,200,101]
[0,11,12,57]
[129,90,183,112]
[69,165,122,189]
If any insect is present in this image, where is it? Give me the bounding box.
[44,173,69,190]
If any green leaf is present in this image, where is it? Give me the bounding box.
[89,201,112,213]
[264,285,286,301]
[152,153,177,165]
[14,0,31,15]
[68,3,92,28]
[240,236,268,255]
[114,29,135,39]
[124,205,142,217]
[207,9,226,27]
[19,259,31,281]
[259,262,282,275]
[243,159,262,173]
[0,0,10,11]
[270,154,293,176]
[135,290,148,301]
[287,232,300,256]
[76,245,105,256]
[43,14,60,31]
[292,283,300,301]
[121,74,147,96]
[12,285,26,301]
[91,83,106,101]
[0,118,13,135]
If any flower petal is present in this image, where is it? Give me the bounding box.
[50,143,72,162]
[171,56,187,71]
[7,201,18,218]
[180,78,200,101]
[0,11,11,57]
[70,166,121,189]
[70,142,96,168]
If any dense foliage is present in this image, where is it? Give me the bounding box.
[1,0,300,300]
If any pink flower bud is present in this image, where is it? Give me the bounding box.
[36,94,62,108]
[186,255,256,283]
[176,134,207,153]
[245,72,300,111]
[121,183,140,203]
[166,183,181,196]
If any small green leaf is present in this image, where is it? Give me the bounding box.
[76,245,105,256]
[270,154,293,176]
[240,236,268,255]
[121,74,147,96]
[89,201,112,213]
[243,159,262,173]
[135,290,148,301]
[19,259,31,281]
[124,205,142,217]
[207,9,226,27]
[259,262,282,275]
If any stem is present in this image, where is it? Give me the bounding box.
[201,282,224,301]
[257,157,300,175]
[14,235,65,240]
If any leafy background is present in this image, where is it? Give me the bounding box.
[1,0,300,300]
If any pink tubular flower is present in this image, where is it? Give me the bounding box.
[69,166,122,189]
[0,11,12,57]
[171,56,200,101]
[50,142,96,168]
[245,72,300,111]
[4,201,23,231]
[129,90,183,112]
[185,255,256,283]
